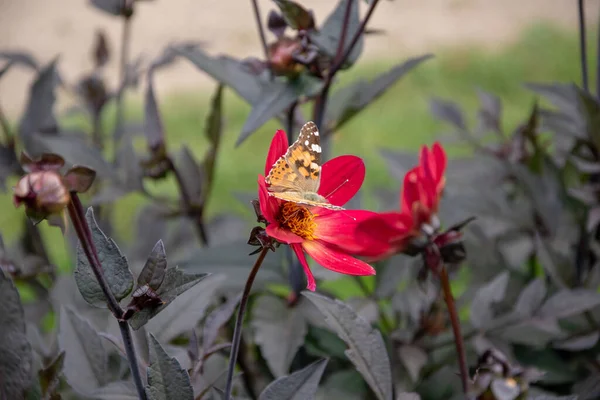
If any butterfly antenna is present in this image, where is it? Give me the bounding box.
[324,178,350,200]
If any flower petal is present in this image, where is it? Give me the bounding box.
[400,167,421,213]
[291,243,316,291]
[258,175,279,223]
[266,224,304,244]
[303,240,376,276]
[264,129,289,176]
[318,155,365,207]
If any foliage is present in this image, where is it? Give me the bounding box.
[1,1,600,400]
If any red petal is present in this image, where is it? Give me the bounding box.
[291,243,316,291]
[400,167,421,213]
[318,155,365,207]
[264,129,289,176]
[303,240,376,276]
[266,224,304,244]
[258,176,278,223]
[355,211,415,260]
[432,142,447,183]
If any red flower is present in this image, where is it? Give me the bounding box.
[258,129,387,291]
[356,142,448,260]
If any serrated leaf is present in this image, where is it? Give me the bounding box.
[0,271,33,400]
[237,75,323,146]
[309,0,362,68]
[202,293,241,355]
[538,289,600,319]
[75,207,134,307]
[146,333,194,400]
[252,295,307,377]
[138,240,168,290]
[128,270,213,331]
[514,278,546,317]
[470,271,509,329]
[327,55,433,131]
[259,358,328,400]
[18,59,59,148]
[303,292,393,400]
[144,71,166,151]
[59,306,109,394]
[89,0,123,16]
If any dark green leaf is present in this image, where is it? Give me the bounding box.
[538,289,600,319]
[93,381,139,400]
[309,0,362,68]
[175,145,203,206]
[18,59,59,148]
[327,55,434,131]
[75,207,134,307]
[303,292,393,400]
[430,97,468,131]
[203,84,223,204]
[89,0,123,16]
[175,45,261,103]
[514,278,546,317]
[553,331,600,351]
[129,267,212,332]
[202,293,241,355]
[470,271,509,329]
[58,306,109,394]
[259,358,328,400]
[0,271,33,400]
[32,132,117,179]
[138,240,168,290]
[252,294,308,377]
[237,75,323,146]
[316,369,366,400]
[273,0,315,30]
[144,71,166,151]
[146,333,194,400]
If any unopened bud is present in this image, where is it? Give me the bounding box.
[13,171,70,220]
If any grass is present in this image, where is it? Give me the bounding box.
[1,21,597,298]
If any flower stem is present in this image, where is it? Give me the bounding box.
[113,12,132,145]
[67,194,147,400]
[251,0,270,78]
[439,265,469,394]
[578,0,589,92]
[223,246,270,399]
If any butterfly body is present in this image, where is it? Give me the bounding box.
[265,121,344,210]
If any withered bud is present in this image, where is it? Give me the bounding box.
[13,171,70,221]
[268,37,304,78]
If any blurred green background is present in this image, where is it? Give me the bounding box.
[1,22,597,298]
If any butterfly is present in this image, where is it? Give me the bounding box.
[265,121,344,210]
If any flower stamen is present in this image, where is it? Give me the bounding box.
[277,202,316,240]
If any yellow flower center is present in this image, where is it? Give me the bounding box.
[277,202,316,240]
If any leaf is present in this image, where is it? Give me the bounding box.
[476,88,502,134]
[89,0,123,16]
[146,333,194,400]
[396,394,421,400]
[397,345,427,383]
[32,132,117,180]
[144,71,166,151]
[538,289,600,319]
[202,84,224,205]
[18,59,60,147]
[0,271,33,400]
[252,294,308,377]
[470,271,509,329]
[0,51,38,71]
[513,278,546,317]
[202,293,241,355]
[429,98,467,131]
[553,331,600,351]
[237,75,323,146]
[499,318,565,347]
[75,207,134,307]
[38,351,65,397]
[303,292,393,400]
[175,145,204,206]
[138,240,168,290]
[92,381,139,400]
[58,306,109,394]
[534,233,570,289]
[327,55,434,131]
[128,270,213,331]
[273,0,315,30]
[259,358,329,400]
[309,0,362,68]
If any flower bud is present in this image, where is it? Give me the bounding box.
[268,37,304,77]
[13,171,70,221]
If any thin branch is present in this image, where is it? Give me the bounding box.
[578,0,589,92]
[223,246,270,399]
[67,194,147,400]
[251,0,270,78]
[439,265,469,395]
[113,14,133,146]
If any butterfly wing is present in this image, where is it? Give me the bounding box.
[266,121,322,194]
